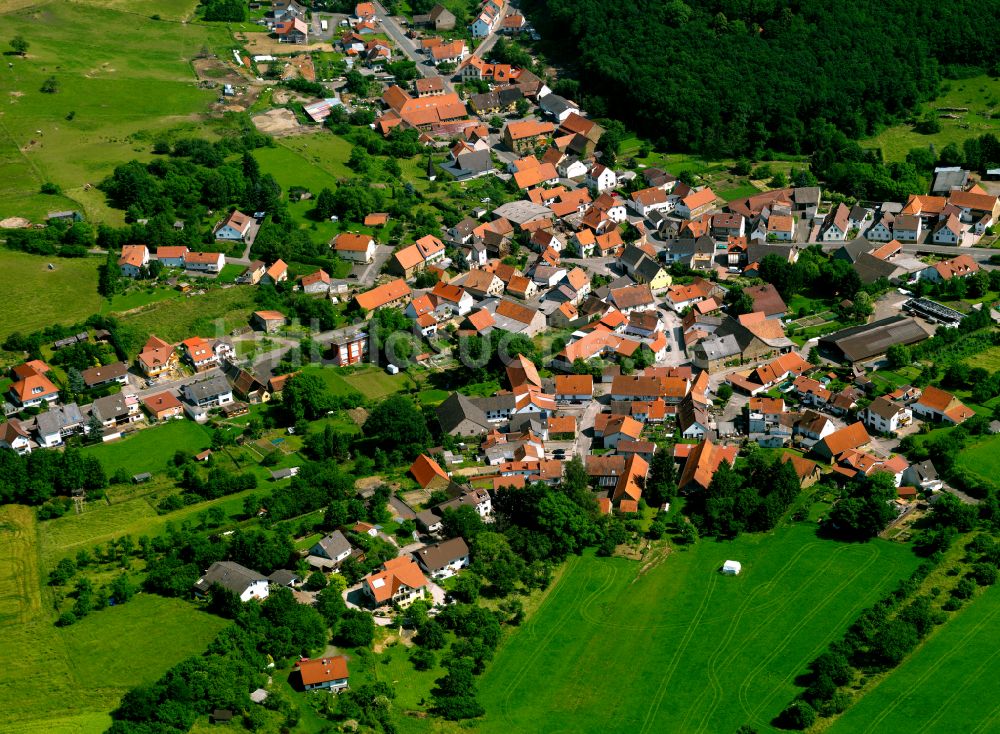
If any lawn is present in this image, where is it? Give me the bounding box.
[118,285,256,343]
[216,263,245,284]
[61,594,229,690]
[0,2,225,222]
[473,524,920,734]
[862,75,1000,162]
[955,434,1000,492]
[830,584,1000,734]
[339,365,416,399]
[103,286,181,314]
[82,419,213,476]
[0,505,227,733]
[717,183,762,202]
[0,252,103,341]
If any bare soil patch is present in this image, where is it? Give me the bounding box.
[251,107,302,136]
[0,217,31,229]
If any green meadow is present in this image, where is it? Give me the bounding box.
[0,1,226,221]
[473,524,920,734]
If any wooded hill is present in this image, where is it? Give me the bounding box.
[525,0,1000,156]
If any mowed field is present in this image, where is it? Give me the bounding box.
[475,525,920,734]
[0,0,224,221]
[830,584,1000,734]
[0,251,103,340]
[862,75,1000,162]
[82,418,213,475]
[0,505,227,733]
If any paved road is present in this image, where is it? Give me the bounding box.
[129,366,224,401]
[372,1,455,92]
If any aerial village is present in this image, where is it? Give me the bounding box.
[4,0,1000,698]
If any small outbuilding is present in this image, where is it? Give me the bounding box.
[722,560,742,575]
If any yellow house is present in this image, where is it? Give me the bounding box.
[635,258,673,292]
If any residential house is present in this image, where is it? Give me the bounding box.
[34,403,85,447]
[780,453,822,488]
[155,246,189,268]
[554,374,593,402]
[193,561,269,602]
[812,421,870,462]
[414,537,470,580]
[137,335,177,378]
[503,120,555,154]
[463,269,505,299]
[214,210,257,244]
[262,259,288,285]
[180,336,217,371]
[332,233,376,263]
[90,392,140,428]
[354,279,411,312]
[309,531,353,565]
[931,214,963,245]
[118,244,149,277]
[9,363,59,408]
[410,454,451,491]
[274,17,308,43]
[142,391,183,421]
[919,254,980,283]
[430,39,467,65]
[184,251,225,273]
[677,439,739,493]
[0,419,31,454]
[329,331,368,366]
[238,260,267,285]
[863,396,912,434]
[230,368,270,404]
[362,556,428,607]
[629,187,671,218]
[295,656,349,692]
[675,187,718,219]
[491,299,546,336]
[821,203,850,242]
[892,214,922,242]
[182,376,234,408]
[80,361,128,390]
[586,163,617,192]
[299,269,332,294]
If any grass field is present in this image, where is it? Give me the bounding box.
[0,252,103,341]
[955,434,1000,491]
[0,2,226,222]
[0,505,227,733]
[862,75,1000,162]
[963,345,1000,372]
[473,524,920,734]
[82,419,213,476]
[62,593,229,689]
[830,584,1000,733]
[118,285,256,343]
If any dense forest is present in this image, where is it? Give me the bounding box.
[526,0,1000,156]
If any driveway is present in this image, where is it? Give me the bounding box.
[372,1,454,92]
[132,366,224,401]
[353,244,395,285]
[572,397,603,458]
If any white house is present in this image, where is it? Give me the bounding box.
[182,376,234,408]
[586,163,617,192]
[629,187,671,218]
[892,214,922,242]
[413,537,470,580]
[193,561,269,602]
[184,251,226,273]
[332,232,377,263]
[862,396,912,434]
[309,530,352,564]
[557,157,588,179]
[931,215,962,245]
[214,210,256,243]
